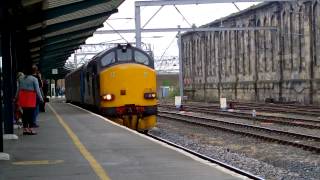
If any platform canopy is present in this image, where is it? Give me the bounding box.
[10,0,125,78]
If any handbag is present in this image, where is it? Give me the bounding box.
[18,89,37,108]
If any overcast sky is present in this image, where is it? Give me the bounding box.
[70,0,259,64]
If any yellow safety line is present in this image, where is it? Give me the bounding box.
[48,104,111,180]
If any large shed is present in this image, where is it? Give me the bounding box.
[181,0,320,104]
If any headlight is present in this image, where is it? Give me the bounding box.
[102,94,114,101]
[144,92,156,99]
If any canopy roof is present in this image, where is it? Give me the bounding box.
[20,0,124,78]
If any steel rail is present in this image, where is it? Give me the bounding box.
[159,104,320,129]
[158,111,320,153]
[184,106,320,128]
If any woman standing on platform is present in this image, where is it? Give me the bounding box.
[16,66,44,135]
[32,65,43,127]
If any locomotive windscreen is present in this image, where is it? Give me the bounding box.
[117,49,132,62]
[100,46,153,68]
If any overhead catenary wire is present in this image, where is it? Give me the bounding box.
[102,38,128,43]
[105,22,129,43]
[173,5,193,27]
[232,2,241,11]
[108,17,134,20]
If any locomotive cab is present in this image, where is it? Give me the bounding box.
[97,44,157,131]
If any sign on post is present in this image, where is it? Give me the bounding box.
[51,84,55,97]
[175,96,182,108]
[52,69,58,74]
[220,98,227,110]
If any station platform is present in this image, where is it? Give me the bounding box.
[0,99,245,180]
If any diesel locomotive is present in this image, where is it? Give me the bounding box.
[65,44,157,131]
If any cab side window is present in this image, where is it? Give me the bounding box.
[101,51,115,67]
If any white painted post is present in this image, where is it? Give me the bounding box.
[177,27,183,98]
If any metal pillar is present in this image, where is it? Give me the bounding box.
[74,53,78,68]
[0,33,3,152]
[0,0,5,153]
[2,31,14,135]
[49,79,51,97]
[55,79,58,96]
[135,4,141,48]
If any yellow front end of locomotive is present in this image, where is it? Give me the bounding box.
[99,63,157,130]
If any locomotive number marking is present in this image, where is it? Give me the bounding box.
[110,72,116,78]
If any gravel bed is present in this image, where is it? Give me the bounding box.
[149,117,320,180]
[159,107,320,138]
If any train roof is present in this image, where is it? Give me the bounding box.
[92,44,135,59]
[65,44,151,78]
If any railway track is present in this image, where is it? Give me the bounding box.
[159,104,320,129]
[232,101,320,110]
[186,101,320,117]
[231,105,320,117]
[157,110,320,153]
[146,133,264,180]
[192,100,320,111]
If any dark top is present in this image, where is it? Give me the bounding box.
[32,74,42,88]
